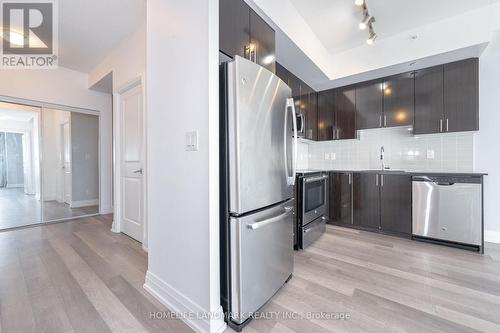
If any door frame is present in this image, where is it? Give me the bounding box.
[111,75,148,251]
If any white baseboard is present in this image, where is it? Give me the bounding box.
[6,184,23,188]
[485,230,500,244]
[70,199,99,208]
[100,206,114,215]
[144,271,226,333]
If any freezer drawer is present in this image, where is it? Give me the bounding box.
[412,179,482,246]
[229,199,294,324]
[301,216,326,249]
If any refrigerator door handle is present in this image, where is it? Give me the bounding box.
[285,98,298,186]
[246,207,294,230]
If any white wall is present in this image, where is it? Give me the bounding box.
[89,23,146,92]
[145,0,225,333]
[0,66,113,213]
[476,30,500,242]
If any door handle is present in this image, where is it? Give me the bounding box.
[285,98,297,186]
[133,168,143,175]
[247,207,293,230]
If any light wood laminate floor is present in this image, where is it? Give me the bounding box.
[239,225,500,333]
[0,188,98,230]
[1,216,500,332]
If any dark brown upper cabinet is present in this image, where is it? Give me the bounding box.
[318,90,335,141]
[220,0,276,72]
[383,72,415,128]
[219,0,250,59]
[414,58,479,135]
[334,87,356,140]
[317,87,355,141]
[355,80,383,130]
[414,66,444,135]
[443,58,479,133]
[250,10,275,73]
[379,174,412,236]
[298,84,318,141]
[276,63,317,141]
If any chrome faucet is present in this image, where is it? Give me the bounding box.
[380,146,388,170]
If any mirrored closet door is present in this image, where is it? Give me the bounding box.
[41,108,100,222]
[0,101,100,231]
[0,102,42,230]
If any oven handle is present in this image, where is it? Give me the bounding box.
[304,175,329,183]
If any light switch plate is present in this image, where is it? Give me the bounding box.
[324,153,330,160]
[186,131,199,151]
[331,153,336,160]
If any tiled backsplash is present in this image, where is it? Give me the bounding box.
[299,126,475,172]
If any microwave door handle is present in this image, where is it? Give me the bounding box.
[298,114,305,134]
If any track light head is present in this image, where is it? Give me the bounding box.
[367,30,377,45]
[355,0,365,7]
[359,14,373,30]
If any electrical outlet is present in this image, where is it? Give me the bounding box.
[331,153,336,160]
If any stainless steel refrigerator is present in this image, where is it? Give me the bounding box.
[220,55,297,331]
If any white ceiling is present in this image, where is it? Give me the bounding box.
[58,0,146,73]
[289,0,500,54]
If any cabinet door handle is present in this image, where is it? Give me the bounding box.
[446,118,449,132]
[384,115,387,127]
[348,173,352,185]
[381,174,384,187]
[440,119,443,132]
[376,174,379,187]
[379,115,382,127]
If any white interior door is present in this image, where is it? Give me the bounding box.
[120,84,144,242]
[62,122,72,204]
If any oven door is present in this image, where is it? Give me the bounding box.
[302,174,328,225]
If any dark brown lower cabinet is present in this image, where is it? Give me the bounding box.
[329,172,352,226]
[380,174,412,235]
[351,173,411,236]
[353,173,380,230]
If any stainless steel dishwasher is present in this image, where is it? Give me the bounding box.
[412,176,483,252]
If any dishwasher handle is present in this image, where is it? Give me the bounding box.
[436,182,455,186]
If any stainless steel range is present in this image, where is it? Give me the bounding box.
[295,171,328,249]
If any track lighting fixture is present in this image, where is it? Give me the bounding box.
[356,1,377,45]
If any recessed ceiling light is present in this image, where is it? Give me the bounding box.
[355,0,365,7]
